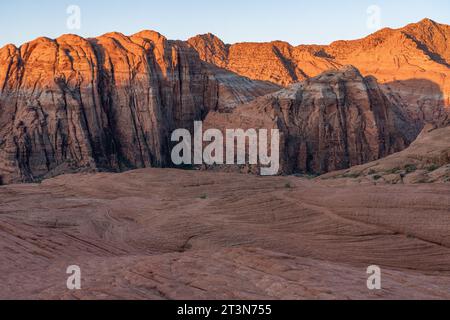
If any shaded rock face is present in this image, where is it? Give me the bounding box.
[321,124,450,184]
[189,19,450,126]
[0,31,279,184]
[204,66,412,174]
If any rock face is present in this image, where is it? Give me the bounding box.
[1,19,448,184]
[204,66,412,174]
[187,34,340,86]
[321,124,450,184]
[189,19,450,126]
[0,31,279,184]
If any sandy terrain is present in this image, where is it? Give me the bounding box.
[1,168,449,299]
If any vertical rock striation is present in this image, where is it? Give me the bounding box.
[204,66,412,174]
[0,31,279,184]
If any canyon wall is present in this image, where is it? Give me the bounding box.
[0,19,448,183]
[204,66,412,174]
[0,31,279,183]
[189,19,450,127]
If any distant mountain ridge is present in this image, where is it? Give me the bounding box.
[189,19,450,125]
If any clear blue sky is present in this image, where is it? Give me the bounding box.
[1,0,449,48]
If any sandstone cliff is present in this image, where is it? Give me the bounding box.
[1,19,448,184]
[204,66,412,174]
[0,31,279,184]
[189,19,450,126]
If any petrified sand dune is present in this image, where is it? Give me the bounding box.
[0,19,449,184]
[1,169,450,299]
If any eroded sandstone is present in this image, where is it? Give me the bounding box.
[0,32,279,184]
[204,66,413,174]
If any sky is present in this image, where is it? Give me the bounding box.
[1,0,449,48]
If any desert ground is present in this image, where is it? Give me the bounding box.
[1,168,449,299]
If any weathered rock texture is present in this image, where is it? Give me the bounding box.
[1,19,449,183]
[0,31,279,184]
[1,168,450,299]
[204,66,412,174]
[189,19,450,126]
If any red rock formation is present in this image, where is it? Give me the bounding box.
[190,19,450,126]
[0,19,448,183]
[204,66,412,174]
[0,31,279,184]
[188,35,340,86]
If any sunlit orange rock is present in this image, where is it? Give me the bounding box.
[0,19,448,184]
[190,19,450,125]
[0,31,279,183]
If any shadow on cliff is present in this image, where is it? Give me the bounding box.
[380,78,448,136]
[383,78,445,105]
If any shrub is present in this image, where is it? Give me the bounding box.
[373,175,382,181]
[426,164,440,172]
[343,173,360,179]
[404,164,417,174]
[388,167,401,174]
